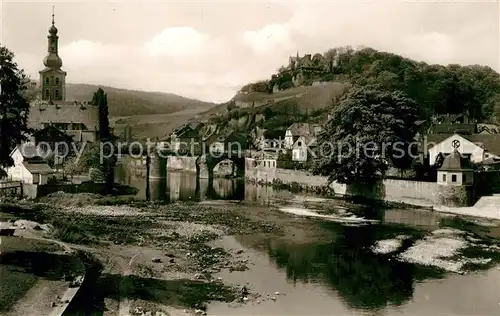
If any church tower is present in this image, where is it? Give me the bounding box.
[39,8,66,102]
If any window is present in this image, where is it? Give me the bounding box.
[452,174,457,182]
[55,77,60,85]
[45,77,50,85]
[55,90,60,99]
[298,142,302,146]
[442,174,446,182]
[45,89,50,98]
[40,143,49,153]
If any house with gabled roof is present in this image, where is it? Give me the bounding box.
[5,143,54,185]
[426,133,500,167]
[284,123,322,149]
[292,135,317,162]
[168,124,202,153]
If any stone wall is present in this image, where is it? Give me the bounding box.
[36,182,106,197]
[246,166,441,207]
[167,156,197,173]
[0,181,23,197]
[476,171,500,195]
[22,184,38,199]
[380,179,439,207]
[436,185,475,207]
[245,158,277,183]
[274,168,347,194]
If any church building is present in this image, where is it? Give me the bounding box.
[28,12,100,144]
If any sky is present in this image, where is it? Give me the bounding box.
[1,0,499,103]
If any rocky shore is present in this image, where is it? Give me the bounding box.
[0,193,292,315]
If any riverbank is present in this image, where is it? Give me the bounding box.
[1,193,500,315]
[0,234,85,316]
[0,193,297,315]
[246,176,500,221]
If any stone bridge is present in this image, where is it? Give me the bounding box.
[147,149,246,180]
[196,150,246,179]
[145,148,246,201]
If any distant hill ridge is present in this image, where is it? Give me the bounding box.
[65,83,218,117]
[31,83,218,118]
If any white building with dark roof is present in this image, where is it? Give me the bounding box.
[5,144,54,185]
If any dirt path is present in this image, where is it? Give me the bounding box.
[2,236,76,316]
[118,254,138,316]
[4,279,69,316]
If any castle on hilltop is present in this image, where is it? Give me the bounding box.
[275,49,345,88]
[287,52,334,73]
[28,11,99,143]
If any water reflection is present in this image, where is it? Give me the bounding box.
[383,209,441,229]
[117,167,245,202]
[266,223,444,311]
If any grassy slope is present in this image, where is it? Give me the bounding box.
[66,84,217,117]
[233,82,349,113]
[64,84,220,140]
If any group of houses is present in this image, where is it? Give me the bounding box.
[417,113,500,172]
[413,113,500,191]
[251,122,323,162]
[163,119,326,165]
[247,111,500,192]
[161,122,249,155]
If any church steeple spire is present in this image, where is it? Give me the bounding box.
[40,6,66,102]
[44,6,62,69]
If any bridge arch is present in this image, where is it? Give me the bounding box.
[196,152,245,179]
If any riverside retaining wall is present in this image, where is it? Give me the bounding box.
[245,159,440,207]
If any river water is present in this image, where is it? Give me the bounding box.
[117,170,500,315]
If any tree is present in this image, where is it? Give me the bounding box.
[312,86,419,185]
[64,142,101,177]
[93,88,111,141]
[0,45,31,171]
[92,88,115,193]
